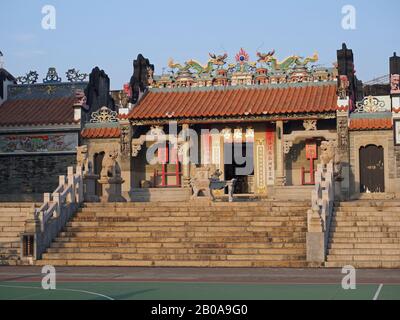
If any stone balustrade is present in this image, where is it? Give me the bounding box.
[20,165,84,262]
[306,161,335,264]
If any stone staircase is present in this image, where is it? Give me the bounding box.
[326,200,400,268]
[0,203,36,265]
[272,186,315,201]
[129,188,191,202]
[37,200,310,267]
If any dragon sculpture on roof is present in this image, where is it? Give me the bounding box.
[168,52,228,76]
[256,50,319,71]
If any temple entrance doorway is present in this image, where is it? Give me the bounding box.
[224,143,254,194]
[359,145,385,193]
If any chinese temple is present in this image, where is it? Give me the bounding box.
[1,44,400,268]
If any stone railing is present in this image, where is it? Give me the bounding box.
[306,161,335,263]
[21,166,84,262]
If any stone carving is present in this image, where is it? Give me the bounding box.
[131,144,142,157]
[43,67,62,83]
[120,126,130,156]
[100,149,121,179]
[76,145,91,173]
[337,118,348,149]
[190,166,236,202]
[98,149,125,202]
[338,75,349,99]
[190,165,214,200]
[66,69,88,82]
[391,74,400,94]
[90,106,118,123]
[354,96,386,113]
[303,120,317,131]
[283,140,293,154]
[320,141,337,165]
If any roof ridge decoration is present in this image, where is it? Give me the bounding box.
[354,96,386,113]
[90,106,118,123]
[43,67,62,83]
[153,49,334,89]
[66,69,88,82]
[16,71,39,85]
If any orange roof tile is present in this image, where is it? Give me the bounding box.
[127,83,338,120]
[81,127,121,139]
[349,118,393,130]
[0,97,77,126]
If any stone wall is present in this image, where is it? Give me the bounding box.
[0,154,76,201]
[349,130,398,198]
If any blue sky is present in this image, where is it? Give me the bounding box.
[1,0,399,89]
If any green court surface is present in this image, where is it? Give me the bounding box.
[0,281,399,300]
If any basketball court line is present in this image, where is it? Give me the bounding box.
[373,284,383,300]
[0,284,114,300]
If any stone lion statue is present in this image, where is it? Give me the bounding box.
[100,149,121,179]
[76,145,91,173]
[320,141,336,165]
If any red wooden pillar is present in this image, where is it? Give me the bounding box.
[305,140,317,185]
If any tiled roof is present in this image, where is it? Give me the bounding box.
[81,127,121,139]
[349,118,393,130]
[127,83,338,120]
[0,97,77,126]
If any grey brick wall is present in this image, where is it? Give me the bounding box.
[0,154,76,197]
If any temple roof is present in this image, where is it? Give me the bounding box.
[81,127,121,139]
[349,117,393,131]
[0,96,78,127]
[0,82,87,127]
[126,82,338,121]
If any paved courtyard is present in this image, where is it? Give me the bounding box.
[0,267,399,300]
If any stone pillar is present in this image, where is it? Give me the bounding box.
[390,53,400,197]
[83,171,99,202]
[181,124,191,188]
[119,119,132,200]
[98,176,125,202]
[275,121,286,186]
[337,92,350,200]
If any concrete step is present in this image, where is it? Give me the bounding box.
[332,221,400,227]
[46,247,306,255]
[50,242,306,249]
[53,236,307,243]
[66,220,307,228]
[329,226,400,232]
[327,255,400,262]
[42,252,306,261]
[329,232,400,238]
[83,201,310,208]
[63,226,307,233]
[329,238,400,245]
[328,243,400,249]
[325,261,400,268]
[328,248,400,255]
[58,230,306,238]
[36,259,310,267]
